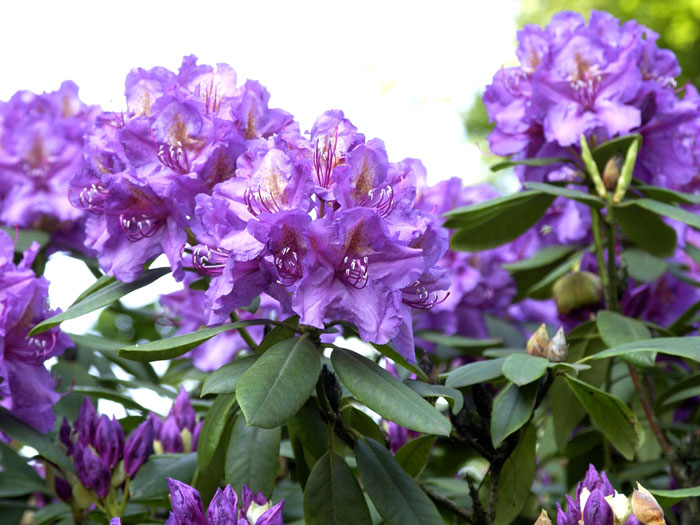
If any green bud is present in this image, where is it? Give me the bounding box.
[72,482,94,510]
[181,428,193,454]
[552,271,602,315]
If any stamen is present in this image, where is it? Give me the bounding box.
[119,213,164,242]
[22,332,58,362]
[181,243,229,276]
[157,141,190,174]
[244,185,281,216]
[359,185,397,218]
[402,280,450,310]
[71,183,108,213]
[313,126,338,189]
[340,255,369,289]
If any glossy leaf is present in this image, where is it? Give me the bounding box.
[445,357,506,388]
[564,375,643,460]
[634,198,700,230]
[237,336,320,428]
[0,442,48,497]
[303,452,372,525]
[257,315,299,353]
[490,156,573,172]
[118,319,273,361]
[197,394,237,469]
[29,267,170,335]
[491,383,538,447]
[621,249,668,283]
[596,311,655,367]
[201,355,259,396]
[649,486,700,507]
[129,453,197,501]
[403,380,463,414]
[637,185,700,205]
[370,341,428,381]
[331,348,450,436]
[225,415,281,498]
[70,274,115,305]
[502,353,549,386]
[524,182,604,208]
[354,437,442,525]
[591,134,642,168]
[395,435,437,477]
[416,332,502,350]
[495,423,536,525]
[584,337,700,363]
[615,202,677,257]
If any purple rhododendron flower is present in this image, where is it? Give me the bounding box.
[166,478,284,525]
[150,387,203,453]
[123,418,154,477]
[0,230,70,432]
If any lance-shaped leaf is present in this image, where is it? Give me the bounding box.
[303,451,372,525]
[70,274,116,305]
[354,437,442,524]
[495,423,536,525]
[331,348,450,436]
[648,486,700,507]
[445,191,555,251]
[29,267,171,335]
[403,380,463,414]
[491,382,538,447]
[591,133,642,169]
[502,353,549,386]
[129,453,197,501]
[225,415,281,498]
[637,185,700,205]
[201,355,259,396]
[582,337,700,363]
[490,156,574,172]
[118,320,273,361]
[621,249,668,283]
[237,336,321,428]
[564,375,643,460]
[395,435,437,478]
[445,357,506,388]
[615,202,677,257]
[502,245,576,301]
[416,332,502,350]
[197,394,237,469]
[524,182,604,208]
[633,198,700,230]
[596,311,655,367]
[370,341,429,380]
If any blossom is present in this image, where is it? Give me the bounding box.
[166,478,284,525]
[0,230,70,432]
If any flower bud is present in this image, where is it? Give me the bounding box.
[603,153,622,191]
[72,481,94,510]
[207,485,238,523]
[59,418,73,456]
[583,488,614,525]
[181,427,193,454]
[73,442,111,499]
[94,415,124,468]
[167,477,207,525]
[193,420,203,451]
[159,414,184,453]
[170,387,196,432]
[54,476,72,502]
[545,327,569,362]
[534,509,552,524]
[123,419,154,478]
[526,324,549,358]
[552,272,602,315]
[75,397,99,445]
[630,483,665,525]
[605,492,631,524]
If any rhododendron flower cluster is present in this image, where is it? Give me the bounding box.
[73,56,449,362]
[149,387,202,453]
[0,230,70,432]
[484,10,700,193]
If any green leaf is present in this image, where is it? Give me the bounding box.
[564,375,643,460]
[591,134,642,168]
[354,437,443,525]
[129,453,197,501]
[0,226,50,253]
[0,409,73,474]
[0,443,49,497]
[237,336,320,428]
[197,394,237,469]
[445,358,506,388]
[415,332,502,350]
[621,249,668,283]
[551,376,586,453]
[395,435,437,477]
[634,198,700,230]
[257,316,299,353]
[649,486,700,507]
[490,156,574,172]
[31,503,72,525]
[584,337,700,363]
[596,311,655,367]
[70,274,115,305]
[656,372,700,407]
[615,202,677,257]
[501,353,549,386]
[29,267,170,336]
[303,452,372,525]
[331,348,450,436]
[525,250,586,300]
[523,182,604,208]
[340,405,386,444]
[201,355,259,396]
[225,415,281,498]
[503,245,576,300]
[491,383,538,447]
[403,380,463,414]
[637,185,700,205]
[495,423,536,525]
[446,191,555,251]
[370,342,429,381]
[118,319,273,361]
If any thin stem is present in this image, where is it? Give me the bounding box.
[229,311,258,352]
[604,196,619,312]
[418,481,474,523]
[591,209,612,308]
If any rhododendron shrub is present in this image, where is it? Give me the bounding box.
[0,11,699,525]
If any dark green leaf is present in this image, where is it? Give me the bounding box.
[118,319,273,361]
[129,453,197,501]
[370,342,429,381]
[596,311,655,367]
[621,249,668,283]
[331,348,450,436]
[637,185,700,205]
[0,442,49,497]
[237,336,320,428]
[649,486,700,507]
[340,405,386,444]
[225,415,281,498]
[395,435,437,477]
[415,332,502,350]
[503,245,576,301]
[495,423,536,525]
[197,394,237,468]
[201,355,259,396]
[501,353,549,386]
[403,380,463,414]
[634,198,700,230]
[257,315,299,353]
[1,226,50,253]
[354,437,442,525]
[303,452,372,525]
[591,134,642,168]
[30,267,170,335]
[449,192,555,251]
[491,383,538,447]
[615,202,677,257]
[0,409,73,473]
[71,386,148,411]
[445,358,506,388]
[551,376,586,453]
[490,156,574,172]
[70,274,115,305]
[656,372,700,407]
[564,375,642,460]
[525,250,586,300]
[31,503,72,525]
[669,298,700,335]
[584,337,700,363]
[523,182,603,208]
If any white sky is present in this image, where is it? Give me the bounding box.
[6,0,520,413]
